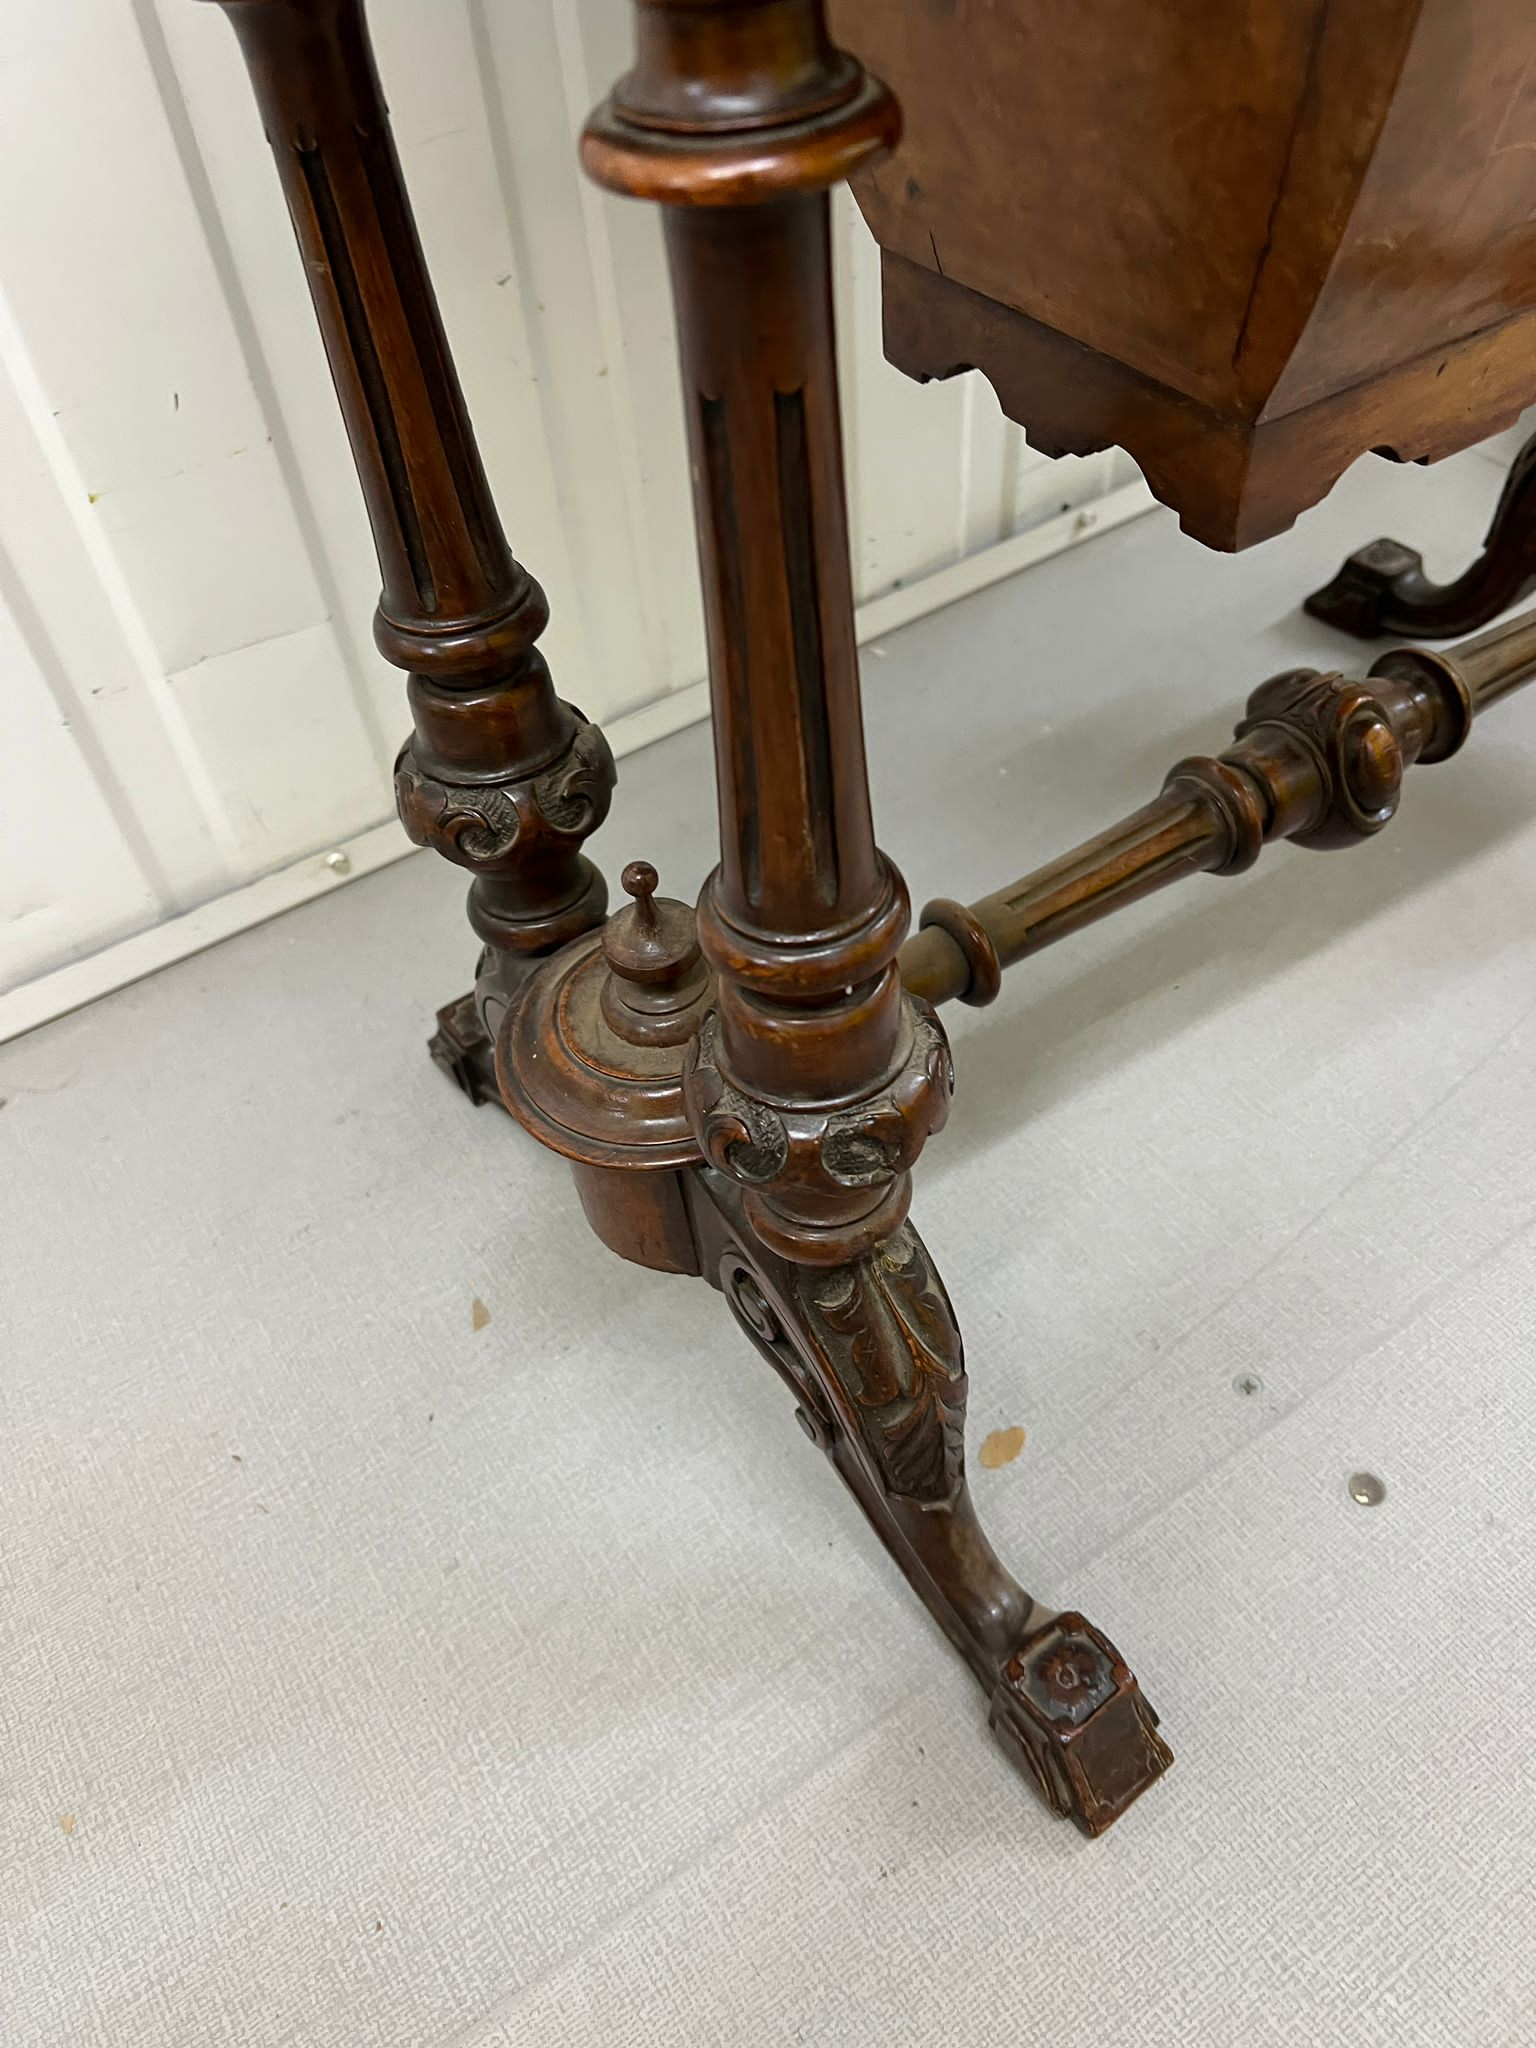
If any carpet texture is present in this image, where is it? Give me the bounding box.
[3,437,1534,2047]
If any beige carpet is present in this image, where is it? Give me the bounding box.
[4,436,1534,2047]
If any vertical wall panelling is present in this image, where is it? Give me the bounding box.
[0,0,1151,1036]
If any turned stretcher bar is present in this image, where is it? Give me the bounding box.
[900,609,1536,1009]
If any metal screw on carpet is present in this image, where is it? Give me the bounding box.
[1347,1471,1387,1507]
[1232,1372,1262,1397]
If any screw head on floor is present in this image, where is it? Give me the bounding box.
[1347,1471,1387,1507]
[1232,1372,1262,1398]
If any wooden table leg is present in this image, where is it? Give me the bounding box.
[1306,432,1536,640]
[583,0,1171,1835]
[204,0,616,1095]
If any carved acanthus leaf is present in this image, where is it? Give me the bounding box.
[686,1013,790,1183]
[534,712,616,836]
[394,749,522,863]
[820,1007,954,1188]
[799,1226,966,1507]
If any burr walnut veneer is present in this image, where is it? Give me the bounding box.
[202,0,1536,1836]
[836,0,1536,552]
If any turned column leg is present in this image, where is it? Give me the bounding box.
[204,0,615,1097]
[584,0,1171,1834]
[1306,431,1536,640]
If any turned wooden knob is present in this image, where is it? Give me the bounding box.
[602,861,703,990]
[599,861,713,1046]
[624,860,657,913]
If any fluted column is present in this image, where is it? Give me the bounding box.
[206,0,614,1009]
[584,0,950,1266]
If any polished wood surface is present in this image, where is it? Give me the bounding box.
[206,0,1536,1839]
[834,0,1536,548]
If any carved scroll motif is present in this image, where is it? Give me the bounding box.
[393,709,616,875]
[820,1007,954,1188]
[533,713,617,835]
[393,754,522,863]
[686,1012,791,1184]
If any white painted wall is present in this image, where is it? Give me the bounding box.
[0,0,1149,1038]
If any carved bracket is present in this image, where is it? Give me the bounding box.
[393,754,521,864]
[795,1226,968,1507]
[692,1171,1173,1836]
[715,1201,967,1511]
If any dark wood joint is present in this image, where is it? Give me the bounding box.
[1229,669,1405,851]
[917,898,1003,1008]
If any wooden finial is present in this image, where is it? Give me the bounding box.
[621,860,661,936]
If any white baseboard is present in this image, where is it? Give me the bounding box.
[0,480,1154,1044]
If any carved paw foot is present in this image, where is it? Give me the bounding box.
[1304,538,1430,640]
[427,990,501,1106]
[1305,433,1536,640]
[989,1611,1173,1837]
